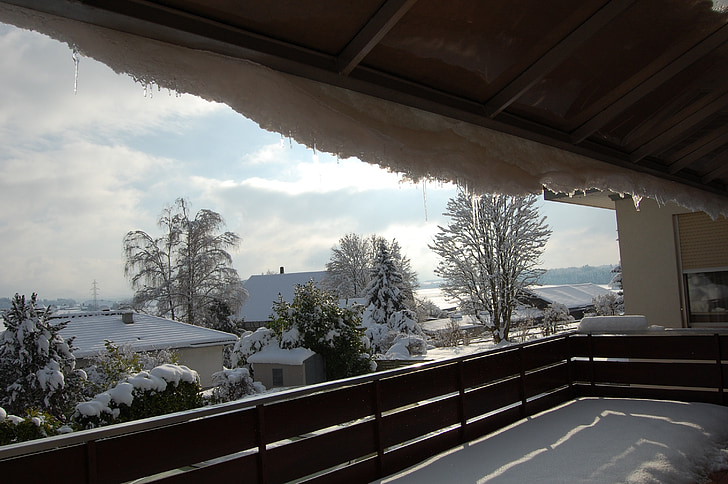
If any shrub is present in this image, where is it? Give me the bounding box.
[542,303,574,337]
[207,367,264,404]
[73,364,202,429]
[0,408,66,445]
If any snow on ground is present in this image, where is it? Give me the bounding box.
[374,397,728,484]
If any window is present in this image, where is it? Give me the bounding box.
[272,368,283,387]
[684,270,728,325]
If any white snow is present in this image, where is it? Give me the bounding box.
[375,397,728,484]
[247,346,316,365]
[0,4,726,217]
[578,315,650,333]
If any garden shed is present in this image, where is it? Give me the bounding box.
[247,346,326,388]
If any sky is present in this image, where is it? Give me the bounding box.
[0,23,620,302]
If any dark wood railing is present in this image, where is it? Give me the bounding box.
[0,330,725,483]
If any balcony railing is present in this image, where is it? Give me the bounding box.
[0,329,725,483]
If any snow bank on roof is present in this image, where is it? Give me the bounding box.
[1,4,726,217]
[528,284,613,309]
[247,346,316,365]
[578,315,650,333]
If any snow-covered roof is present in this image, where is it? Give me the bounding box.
[238,271,326,323]
[50,311,238,358]
[415,288,458,311]
[247,346,316,365]
[526,283,613,309]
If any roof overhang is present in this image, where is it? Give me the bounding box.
[2,1,728,216]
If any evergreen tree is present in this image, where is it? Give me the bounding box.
[271,281,372,380]
[0,294,85,420]
[363,241,425,355]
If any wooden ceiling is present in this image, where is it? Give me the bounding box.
[7,0,728,201]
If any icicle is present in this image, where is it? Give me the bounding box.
[632,194,643,211]
[280,132,285,148]
[422,179,428,222]
[71,45,79,94]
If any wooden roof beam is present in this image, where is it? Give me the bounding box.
[630,90,728,163]
[571,22,728,144]
[483,0,636,118]
[702,156,728,184]
[668,126,728,174]
[336,0,419,76]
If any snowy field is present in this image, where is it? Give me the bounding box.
[373,397,728,484]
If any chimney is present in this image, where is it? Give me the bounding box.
[122,311,134,324]
[280,266,285,274]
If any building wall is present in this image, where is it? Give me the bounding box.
[615,198,689,328]
[252,362,307,388]
[176,346,225,388]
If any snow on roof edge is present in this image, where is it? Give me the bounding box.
[1,4,726,217]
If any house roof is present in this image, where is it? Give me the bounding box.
[239,271,326,323]
[1,2,727,216]
[50,311,238,358]
[526,283,613,310]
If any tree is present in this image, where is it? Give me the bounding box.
[430,189,551,343]
[123,198,247,326]
[322,233,418,305]
[270,281,372,380]
[0,294,85,420]
[362,240,426,356]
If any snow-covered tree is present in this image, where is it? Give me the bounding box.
[322,233,418,304]
[610,262,625,314]
[0,294,85,420]
[430,189,551,344]
[123,198,247,326]
[362,240,426,356]
[592,293,621,316]
[271,281,372,380]
[542,303,574,337]
[208,367,264,404]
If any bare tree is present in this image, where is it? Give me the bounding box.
[430,189,551,343]
[123,198,246,326]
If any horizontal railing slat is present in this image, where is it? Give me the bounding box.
[381,395,460,448]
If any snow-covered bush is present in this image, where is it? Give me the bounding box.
[207,367,264,404]
[271,281,372,380]
[73,364,201,429]
[0,294,86,420]
[0,407,66,445]
[84,340,178,394]
[542,303,574,337]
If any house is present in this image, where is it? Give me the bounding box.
[523,283,615,320]
[51,310,238,388]
[238,269,326,329]
[546,190,728,329]
[247,346,326,388]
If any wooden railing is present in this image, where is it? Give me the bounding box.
[0,330,725,483]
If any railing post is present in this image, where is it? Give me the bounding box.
[518,346,527,418]
[256,404,267,484]
[85,439,97,484]
[588,333,595,396]
[457,360,466,443]
[716,333,725,406]
[373,379,385,478]
[565,334,574,398]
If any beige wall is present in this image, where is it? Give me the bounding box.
[252,363,306,388]
[176,346,225,388]
[615,198,689,328]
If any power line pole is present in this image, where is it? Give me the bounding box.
[91,280,99,311]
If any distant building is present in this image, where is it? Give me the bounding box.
[522,283,614,319]
[237,269,327,329]
[51,310,238,388]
